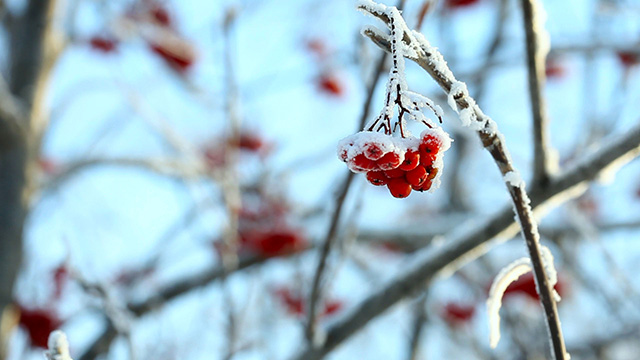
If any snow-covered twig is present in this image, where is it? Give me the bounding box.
[45,330,74,360]
[357,3,567,358]
[520,0,554,185]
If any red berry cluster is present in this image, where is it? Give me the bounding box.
[338,128,450,198]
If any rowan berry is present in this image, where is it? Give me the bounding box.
[384,168,405,178]
[398,149,420,171]
[366,171,388,186]
[364,143,385,160]
[406,166,428,187]
[350,154,377,172]
[387,178,412,198]
[377,151,402,170]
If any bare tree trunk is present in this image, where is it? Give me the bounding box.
[0,1,58,358]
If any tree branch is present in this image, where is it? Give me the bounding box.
[520,0,553,185]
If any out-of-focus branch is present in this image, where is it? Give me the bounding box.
[0,75,26,134]
[520,0,553,185]
[41,157,208,192]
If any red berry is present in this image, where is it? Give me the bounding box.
[426,167,439,180]
[150,42,195,72]
[545,58,566,79]
[150,5,171,26]
[618,51,639,68]
[18,306,61,349]
[441,302,475,326]
[377,151,402,170]
[255,230,305,257]
[274,288,305,317]
[446,0,480,8]
[398,150,420,171]
[318,73,344,96]
[412,178,433,192]
[405,166,428,187]
[363,143,385,160]
[322,300,343,317]
[351,153,377,171]
[89,36,118,53]
[366,171,388,186]
[339,149,348,162]
[237,132,264,152]
[384,168,405,178]
[387,178,412,198]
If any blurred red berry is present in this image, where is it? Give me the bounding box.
[617,51,639,68]
[89,36,118,53]
[545,57,566,79]
[150,43,194,72]
[237,132,265,152]
[446,0,480,8]
[306,38,327,57]
[150,4,171,26]
[441,302,475,326]
[274,288,305,317]
[38,158,57,175]
[321,300,343,317]
[18,306,61,349]
[502,273,565,301]
[318,73,344,96]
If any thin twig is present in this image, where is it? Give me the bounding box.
[520,0,553,185]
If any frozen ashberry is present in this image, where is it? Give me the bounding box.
[412,178,433,192]
[364,143,385,161]
[384,168,405,178]
[351,154,377,172]
[366,171,389,186]
[426,167,438,180]
[406,166,428,187]
[377,151,402,170]
[398,150,420,171]
[618,52,639,68]
[387,178,412,198]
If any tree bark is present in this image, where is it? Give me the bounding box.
[0,0,57,358]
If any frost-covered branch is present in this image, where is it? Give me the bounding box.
[293,119,640,360]
[358,2,567,358]
[45,331,74,360]
[520,0,554,185]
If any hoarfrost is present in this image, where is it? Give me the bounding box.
[504,170,525,189]
[447,81,468,113]
[487,257,532,349]
[45,331,74,360]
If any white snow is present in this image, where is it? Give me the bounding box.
[487,257,533,349]
[46,330,73,360]
[504,170,525,189]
